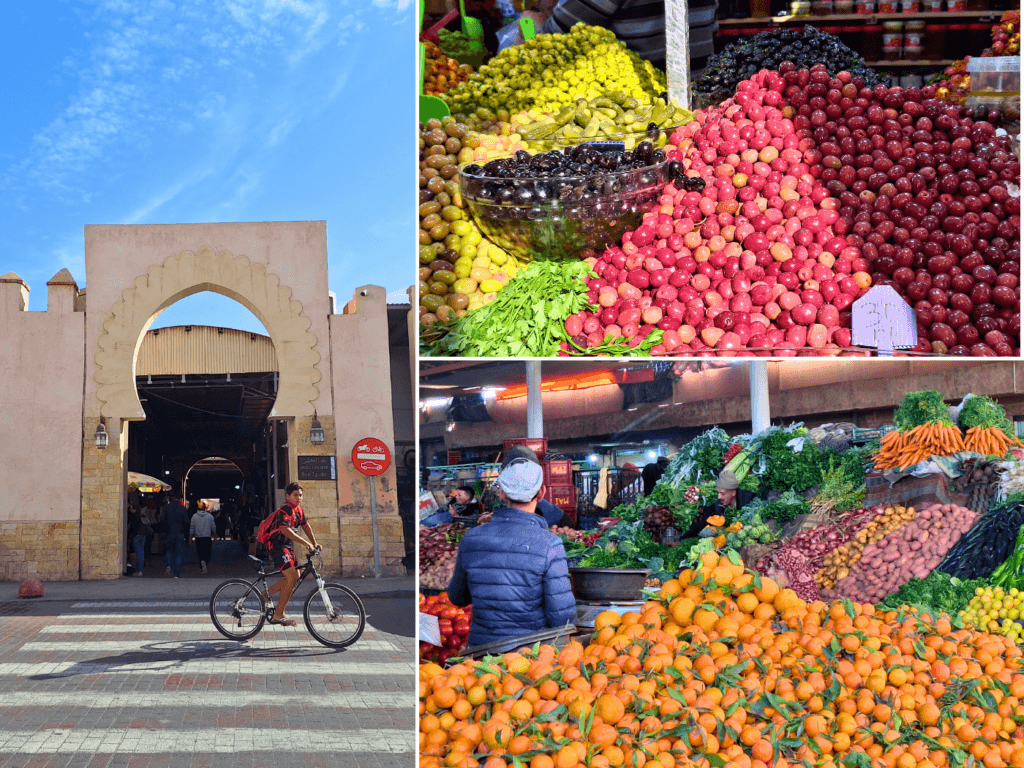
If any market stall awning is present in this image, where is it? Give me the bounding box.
[127,471,172,493]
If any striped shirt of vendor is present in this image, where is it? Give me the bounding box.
[538,0,718,73]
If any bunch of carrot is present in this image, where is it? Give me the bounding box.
[963,425,1024,457]
[873,421,967,470]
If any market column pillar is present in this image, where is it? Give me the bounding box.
[527,361,543,439]
[80,415,126,580]
[750,361,771,434]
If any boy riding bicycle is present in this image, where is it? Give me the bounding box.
[263,482,320,626]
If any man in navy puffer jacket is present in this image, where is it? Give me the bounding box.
[448,459,577,647]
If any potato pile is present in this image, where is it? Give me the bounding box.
[824,503,977,604]
[816,504,918,590]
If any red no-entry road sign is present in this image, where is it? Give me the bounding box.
[352,438,391,477]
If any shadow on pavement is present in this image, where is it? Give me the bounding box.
[28,639,348,681]
[362,597,414,639]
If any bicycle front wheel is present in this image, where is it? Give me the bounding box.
[303,584,365,648]
[210,579,266,641]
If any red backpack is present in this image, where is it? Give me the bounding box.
[256,507,288,548]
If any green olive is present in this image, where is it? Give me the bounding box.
[429,222,450,241]
[421,213,442,231]
[419,201,442,218]
[418,266,433,282]
[419,245,437,264]
[441,205,463,222]
[419,229,433,246]
[433,270,457,286]
[420,294,445,312]
[434,192,452,207]
[429,281,449,296]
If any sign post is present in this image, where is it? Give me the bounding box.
[352,438,392,578]
[852,286,918,357]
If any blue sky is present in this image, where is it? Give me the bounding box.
[1,0,412,335]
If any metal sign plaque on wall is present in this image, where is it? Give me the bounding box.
[297,455,337,481]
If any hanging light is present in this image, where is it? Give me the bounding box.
[310,411,325,446]
[94,417,108,450]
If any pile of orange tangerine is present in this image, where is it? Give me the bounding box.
[420,551,1024,768]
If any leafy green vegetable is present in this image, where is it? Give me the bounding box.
[958,394,1015,438]
[419,260,662,357]
[577,520,689,580]
[755,428,824,493]
[661,427,732,487]
[894,390,953,430]
[878,571,982,618]
[420,261,593,356]
[815,457,866,513]
[742,491,810,524]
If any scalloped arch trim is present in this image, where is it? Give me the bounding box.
[94,247,321,419]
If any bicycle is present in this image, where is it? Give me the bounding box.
[209,551,365,648]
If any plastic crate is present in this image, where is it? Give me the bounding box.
[503,438,548,461]
[967,57,1020,105]
[543,460,573,488]
[545,484,576,513]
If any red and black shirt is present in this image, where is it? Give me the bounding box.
[267,503,306,551]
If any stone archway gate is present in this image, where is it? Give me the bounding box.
[66,221,404,579]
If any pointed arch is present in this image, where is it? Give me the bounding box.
[93,247,320,419]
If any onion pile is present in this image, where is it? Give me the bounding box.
[559,64,1019,356]
[763,505,881,601]
[419,524,466,591]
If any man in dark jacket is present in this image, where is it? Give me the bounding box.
[448,459,577,647]
[502,447,574,529]
[161,494,190,579]
[683,469,757,539]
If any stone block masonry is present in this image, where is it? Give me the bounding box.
[0,521,80,580]
[79,416,124,580]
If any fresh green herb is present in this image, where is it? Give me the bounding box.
[661,427,732,487]
[894,390,953,430]
[878,571,982,617]
[958,394,1015,439]
[420,261,594,357]
[814,457,866,513]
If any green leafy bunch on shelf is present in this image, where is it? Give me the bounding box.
[958,394,1016,440]
[894,390,954,430]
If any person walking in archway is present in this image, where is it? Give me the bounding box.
[189,503,216,575]
[161,493,189,579]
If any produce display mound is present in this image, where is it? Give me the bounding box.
[422,62,1021,357]
[694,26,885,107]
[419,551,1024,768]
[441,24,667,116]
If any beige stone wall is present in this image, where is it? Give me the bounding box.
[288,414,342,575]
[0,273,84,537]
[0,521,80,581]
[84,222,333,418]
[80,416,126,580]
[329,286,405,576]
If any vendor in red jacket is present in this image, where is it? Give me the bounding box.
[447,459,577,647]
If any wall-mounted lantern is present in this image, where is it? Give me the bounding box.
[94,418,109,450]
[310,411,325,446]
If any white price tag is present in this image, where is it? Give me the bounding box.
[419,612,442,647]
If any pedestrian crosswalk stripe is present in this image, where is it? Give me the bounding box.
[0,692,413,708]
[21,640,402,651]
[41,621,367,631]
[0,661,415,676]
[0,728,415,754]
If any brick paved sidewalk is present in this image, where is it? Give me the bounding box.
[0,596,416,768]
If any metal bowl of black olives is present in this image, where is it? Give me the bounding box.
[459,141,680,262]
